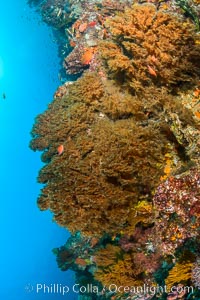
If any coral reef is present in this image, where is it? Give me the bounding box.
[29,0,200,299]
[64,44,97,75]
[99,4,200,93]
[52,231,100,272]
[30,70,199,237]
[175,0,200,30]
[30,77,157,235]
[165,262,193,288]
[93,235,162,292]
[153,168,200,256]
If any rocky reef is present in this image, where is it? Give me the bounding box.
[29,0,200,299]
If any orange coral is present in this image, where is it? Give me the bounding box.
[193,88,200,97]
[165,262,194,289]
[29,73,160,235]
[78,22,88,33]
[99,4,200,94]
[94,244,161,291]
[30,69,198,237]
[81,47,96,65]
[94,254,143,288]
[75,257,87,267]
[160,153,173,181]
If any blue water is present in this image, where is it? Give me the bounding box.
[0,1,77,299]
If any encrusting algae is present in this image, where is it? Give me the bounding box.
[29,1,200,299]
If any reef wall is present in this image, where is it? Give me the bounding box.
[29,0,200,299]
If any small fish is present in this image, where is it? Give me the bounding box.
[88,21,97,27]
[147,65,157,77]
[2,93,6,99]
[57,144,64,155]
[193,88,200,97]
[195,111,200,119]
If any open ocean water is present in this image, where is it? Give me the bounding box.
[0,1,77,299]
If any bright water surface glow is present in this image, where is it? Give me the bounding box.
[0,1,77,299]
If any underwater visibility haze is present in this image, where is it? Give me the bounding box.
[0,1,76,299]
[28,0,200,299]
